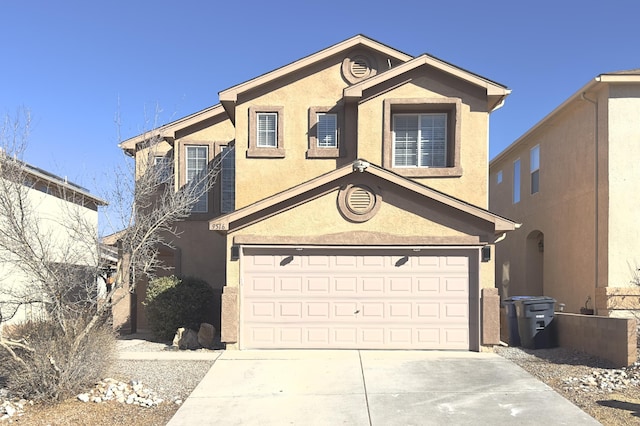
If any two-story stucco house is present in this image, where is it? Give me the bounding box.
[119,35,517,351]
[489,70,640,316]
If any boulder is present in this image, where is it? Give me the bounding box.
[198,323,216,348]
[172,327,201,350]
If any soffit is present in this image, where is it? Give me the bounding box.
[343,54,511,111]
[218,35,414,122]
[118,104,227,154]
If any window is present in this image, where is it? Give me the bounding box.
[316,113,337,148]
[153,155,172,184]
[220,145,235,214]
[383,98,461,177]
[393,113,447,168]
[248,106,285,157]
[513,159,521,204]
[257,113,277,147]
[186,146,208,213]
[530,145,540,194]
[497,170,503,184]
[307,107,341,158]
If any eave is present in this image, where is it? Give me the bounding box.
[218,34,414,123]
[343,54,511,112]
[210,160,517,235]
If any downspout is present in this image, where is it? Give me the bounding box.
[581,92,599,293]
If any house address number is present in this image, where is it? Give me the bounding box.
[211,223,226,230]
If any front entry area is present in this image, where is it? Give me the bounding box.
[240,248,478,350]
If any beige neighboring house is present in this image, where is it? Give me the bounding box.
[489,70,640,316]
[0,159,106,327]
[119,35,517,351]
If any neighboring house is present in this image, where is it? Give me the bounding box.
[489,70,640,316]
[119,35,516,350]
[0,158,107,327]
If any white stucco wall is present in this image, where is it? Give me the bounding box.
[0,181,100,325]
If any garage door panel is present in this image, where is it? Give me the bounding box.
[242,251,473,350]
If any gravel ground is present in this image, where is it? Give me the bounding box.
[1,339,219,425]
[495,345,640,425]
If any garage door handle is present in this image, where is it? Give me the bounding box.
[354,309,360,314]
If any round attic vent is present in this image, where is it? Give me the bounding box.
[347,186,374,214]
[341,51,378,84]
[350,56,370,78]
[337,184,381,223]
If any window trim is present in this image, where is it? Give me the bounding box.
[248,106,285,158]
[530,145,540,195]
[307,106,341,158]
[153,154,173,184]
[383,98,462,177]
[185,144,209,213]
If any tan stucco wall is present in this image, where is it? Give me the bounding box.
[490,82,640,315]
[357,74,490,208]
[490,92,602,313]
[234,57,349,208]
[606,85,640,287]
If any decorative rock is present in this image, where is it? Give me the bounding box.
[198,323,216,348]
[77,393,90,402]
[173,327,201,350]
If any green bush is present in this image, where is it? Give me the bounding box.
[0,318,117,402]
[143,275,214,341]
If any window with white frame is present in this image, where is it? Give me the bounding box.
[248,106,285,158]
[513,159,521,204]
[316,113,337,148]
[530,145,540,194]
[186,146,208,213]
[497,170,503,184]
[153,155,172,184]
[392,113,447,168]
[220,145,235,214]
[257,112,278,147]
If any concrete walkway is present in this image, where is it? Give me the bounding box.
[166,350,601,426]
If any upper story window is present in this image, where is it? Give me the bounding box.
[383,98,462,177]
[393,113,447,168]
[153,155,173,184]
[513,159,521,204]
[307,106,341,158]
[317,113,337,148]
[220,145,235,214]
[496,170,503,184]
[530,145,540,194]
[248,106,285,158]
[186,145,208,213]
[257,113,277,147]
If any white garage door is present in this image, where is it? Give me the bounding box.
[241,249,473,350]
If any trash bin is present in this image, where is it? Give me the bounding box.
[503,296,537,347]
[515,296,557,349]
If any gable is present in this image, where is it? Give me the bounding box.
[210,161,516,242]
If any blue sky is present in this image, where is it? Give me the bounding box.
[1,0,638,201]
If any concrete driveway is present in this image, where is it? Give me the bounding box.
[167,350,600,426]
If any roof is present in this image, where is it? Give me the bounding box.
[7,155,108,206]
[118,104,227,154]
[210,160,517,235]
[491,70,640,166]
[218,34,414,122]
[343,53,511,111]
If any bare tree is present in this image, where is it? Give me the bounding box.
[0,109,221,400]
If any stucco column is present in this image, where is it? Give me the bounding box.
[221,286,238,344]
[481,287,500,345]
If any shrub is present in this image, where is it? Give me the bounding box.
[0,317,117,402]
[143,275,214,341]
